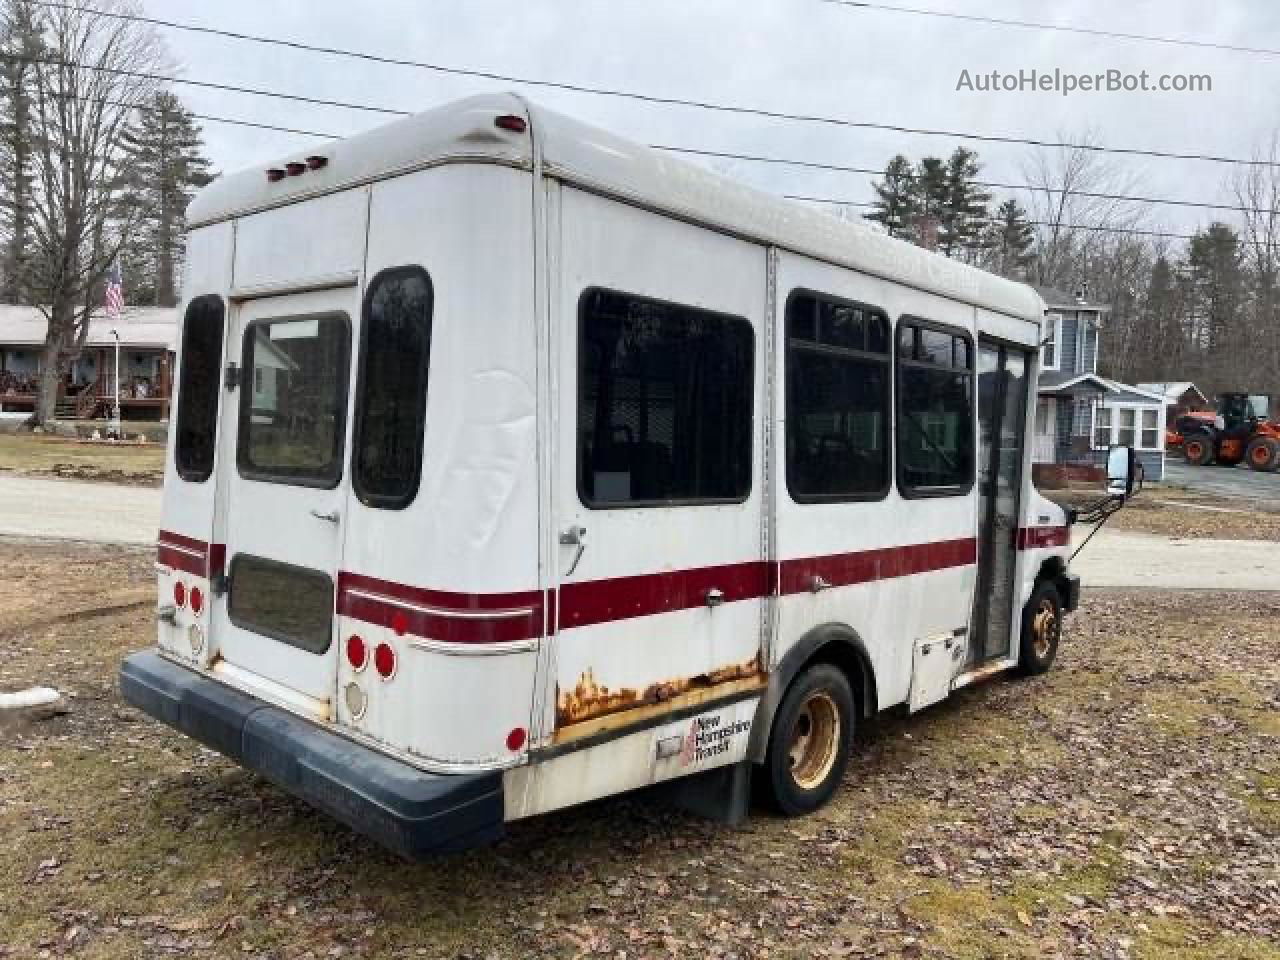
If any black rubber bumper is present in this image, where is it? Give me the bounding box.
[119,650,504,858]
[1060,573,1082,613]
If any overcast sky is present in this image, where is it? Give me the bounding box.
[149,0,1280,240]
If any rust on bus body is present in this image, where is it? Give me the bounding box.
[555,653,764,729]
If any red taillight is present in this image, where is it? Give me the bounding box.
[373,643,396,679]
[506,727,527,751]
[495,114,527,133]
[189,586,204,616]
[285,161,307,177]
[266,167,285,182]
[346,634,367,671]
[173,581,186,608]
[305,155,328,170]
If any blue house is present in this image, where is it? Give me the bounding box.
[1032,287,1167,482]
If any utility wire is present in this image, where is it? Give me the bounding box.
[820,0,1280,60]
[17,2,1280,169]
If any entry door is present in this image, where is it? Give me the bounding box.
[550,187,768,735]
[213,287,359,714]
[971,341,1030,663]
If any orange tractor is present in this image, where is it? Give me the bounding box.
[1176,393,1280,471]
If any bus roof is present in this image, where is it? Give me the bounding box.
[187,93,1045,322]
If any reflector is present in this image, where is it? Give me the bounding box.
[506,727,527,751]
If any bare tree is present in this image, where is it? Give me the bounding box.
[1232,135,1280,395]
[16,0,162,425]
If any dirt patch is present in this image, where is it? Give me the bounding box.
[0,433,164,487]
[1,539,1277,959]
[1049,485,1280,542]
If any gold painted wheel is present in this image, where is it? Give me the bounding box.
[788,691,840,791]
[1031,598,1059,661]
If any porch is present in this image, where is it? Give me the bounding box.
[1033,373,1166,483]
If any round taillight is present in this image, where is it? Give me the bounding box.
[506,727,527,752]
[173,581,186,609]
[373,643,396,679]
[189,586,204,616]
[346,634,368,671]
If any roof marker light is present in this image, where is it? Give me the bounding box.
[266,168,286,183]
[305,155,328,171]
[285,161,307,177]
[495,114,527,133]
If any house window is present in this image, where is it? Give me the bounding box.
[1094,407,1112,448]
[1117,408,1136,447]
[1041,314,1061,371]
[895,318,974,496]
[785,291,891,501]
[1141,408,1160,449]
[577,288,754,507]
[1073,397,1092,436]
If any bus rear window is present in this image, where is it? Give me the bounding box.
[174,295,225,482]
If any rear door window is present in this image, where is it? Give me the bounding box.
[174,295,225,482]
[227,554,334,654]
[237,313,350,488]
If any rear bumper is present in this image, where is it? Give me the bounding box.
[1060,573,1082,613]
[119,650,503,858]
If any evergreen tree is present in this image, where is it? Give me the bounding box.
[864,154,917,239]
[1185,223,1243,354]
[122,91,214,306]
[0,0,44,302]
[984,198,1035,278]
[938,148,991,259]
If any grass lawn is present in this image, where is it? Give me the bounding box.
[0,432,164,485]
[0,540,1277,959]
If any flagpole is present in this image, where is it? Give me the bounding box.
[111,328,121,439]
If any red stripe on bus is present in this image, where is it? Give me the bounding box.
[158,530,208,553]
[156,530,225,579]
[157,543,208,577]
[558,561,774,631]
[1015,526,1069,550]
[778,537,977,595]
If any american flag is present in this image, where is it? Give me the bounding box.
[104,262,124,318]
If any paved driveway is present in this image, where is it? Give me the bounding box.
[0,473,159,545]
[1072,525,1280,591]
[1164,460,1280,510]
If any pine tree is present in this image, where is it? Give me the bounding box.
[984,198,1035,278]
[0,0,44,302]
[938,148,991,259]
[122,91,214,306]
[864,154,918,239]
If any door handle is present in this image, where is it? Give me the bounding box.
[310,508,341,523]
[809,575,832,594]
[705,587,725,608]
[559,524,588,577]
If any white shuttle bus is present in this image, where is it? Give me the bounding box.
[122,94,1123,857]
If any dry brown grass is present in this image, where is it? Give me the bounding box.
[0,433,164,486]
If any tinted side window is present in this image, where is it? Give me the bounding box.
[175,295,225,482]
[896,319,974,495]
[353,267,433,508]
[578,289,753,506]
[786,292,890,501]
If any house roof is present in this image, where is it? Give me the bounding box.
[187,93,1046,323]
[1032,285,1112,313]
[0,305,177,350]
[1136,381,1208,404]
[1039,372,1165,402]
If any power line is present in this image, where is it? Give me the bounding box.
[820,0,1280,60]
[653,144,1262,215]
[785,194,1198,240]
[18,2,1280,169]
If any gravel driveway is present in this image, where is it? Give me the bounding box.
[0,473,159,545]
[1165,460,1280,511]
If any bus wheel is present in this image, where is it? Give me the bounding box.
[1019,581,1062,676]
[760,664,854,815]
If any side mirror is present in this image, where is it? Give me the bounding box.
[1107,445,1140,498]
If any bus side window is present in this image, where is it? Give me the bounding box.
[785,291,891,502]
[174,295,226,483]
[895,318,975,497]
[577,288,754,508]
[352,266,434,509]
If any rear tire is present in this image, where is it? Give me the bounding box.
[759,664,854,816]
[1245,437,1280,472]
[1183,435,1215,466]
[1018,581,1062,676]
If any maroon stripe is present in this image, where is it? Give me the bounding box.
[157,543,207,577]
[779,537,977,595]
[208,544,227,579]
[158,529,207,552]
[1016,526,1069,550]
[337,572,541,611]
[558,561,773,631]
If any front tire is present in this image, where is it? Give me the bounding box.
[1019,581,1062,676]
[760,664,854,816]
[1246,437,1280,472]
[1183,435,1215,466]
